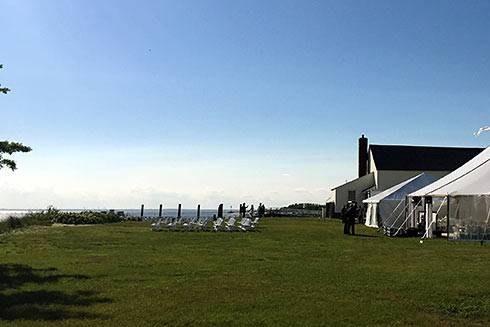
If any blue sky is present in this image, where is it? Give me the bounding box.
[1,0,489,209]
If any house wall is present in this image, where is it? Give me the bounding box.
[368,150,377,173]
[334,173,375,212]
[368,149,378,186]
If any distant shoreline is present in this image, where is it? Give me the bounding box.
[0,208,239,221]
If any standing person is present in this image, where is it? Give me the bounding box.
[258,203,264,218]
[348,202,360,235]
[341,202,351,234]
[341,201,359,235]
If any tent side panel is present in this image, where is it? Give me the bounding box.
[380,199,406,230]
[448,195,490,241]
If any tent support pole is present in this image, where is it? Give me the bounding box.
[405,196,409,228]
[424,198,432,238]
[480,205,490,245]
[446,196,450,241]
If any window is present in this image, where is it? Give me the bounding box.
[348,190,356,202]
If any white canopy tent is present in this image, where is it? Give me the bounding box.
[408,146,490,240]
[363,173,438,228]
[410,146,490,197]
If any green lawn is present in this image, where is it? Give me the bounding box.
[1,218,489,326]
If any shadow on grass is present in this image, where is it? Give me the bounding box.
[0,264,89,291]
[0,264,111,321]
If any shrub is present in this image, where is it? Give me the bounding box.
[0,207,124,234]
[50,210,124,225]
[0,213,48,234]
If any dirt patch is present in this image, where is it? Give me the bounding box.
[84,255,109,264]
[52,223,94,227]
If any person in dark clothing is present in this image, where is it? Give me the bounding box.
[341,202,351,234]
[349,201,360,235]
[341,201,359,235]
[348,208,356,235]
[257,204,265,218]
[239,204,245,217]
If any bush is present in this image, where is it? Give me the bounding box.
[50,210,123,225]
[0,213,49,234]
[22,207,57,226]
[0,207,125,234]
[6,217,24,229]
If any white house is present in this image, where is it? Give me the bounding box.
[331,135,484,214]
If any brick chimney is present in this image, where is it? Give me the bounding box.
[358,134,368,177]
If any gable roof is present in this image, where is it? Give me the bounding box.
[331,172,375,191]
[369,144,484,171]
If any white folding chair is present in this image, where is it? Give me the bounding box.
[194,217,209,231]
[213,217,224,231]
[225,217,237,231]
[239,217,254,231]
[151,218,164,231]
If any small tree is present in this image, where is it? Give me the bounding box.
[1,64,31,170]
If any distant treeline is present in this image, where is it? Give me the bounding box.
[284,203,323,210]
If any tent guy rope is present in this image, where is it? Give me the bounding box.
[393,199,422,236]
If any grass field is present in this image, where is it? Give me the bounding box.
[1,218,489,326]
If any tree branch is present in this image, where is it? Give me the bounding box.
[0,141,32,155]
[0,159,17,171]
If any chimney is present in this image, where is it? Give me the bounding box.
[358,134,368,178]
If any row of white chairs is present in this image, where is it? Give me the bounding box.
[150,215,260,232]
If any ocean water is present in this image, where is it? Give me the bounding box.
[0,208,239,222]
